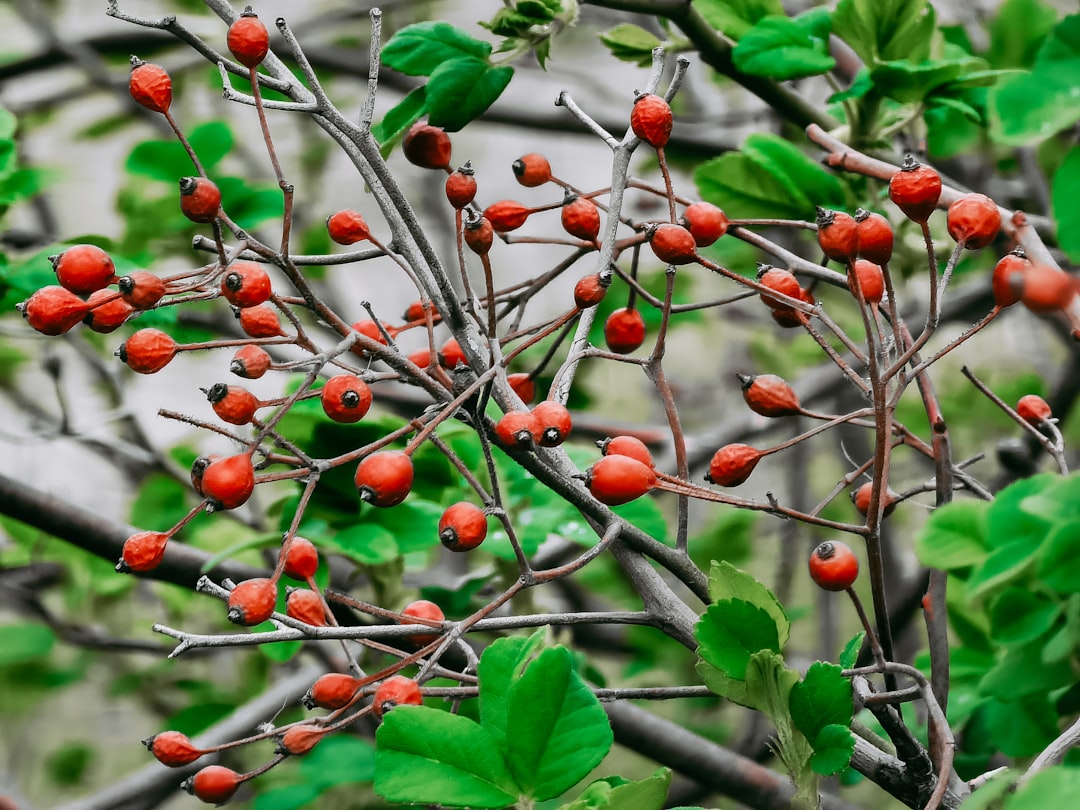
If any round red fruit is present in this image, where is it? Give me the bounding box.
[531,400,572,447]
[321,374,373,423]
[512,153,552,187]
[854,209,894,265]
[117,328,177,374]
[178,177,222,224]
[52,244,116,295]
[204,382,259,425]
[237,303,285,337]
[18,286,90,335]
[445,163,477,209]
[599,435,654,468]
[706,444,762,487]
[573,273,607,309]
[991,248,1031,309]
[183,765,242,805]
[808,541,859,591]
[277,724,326,756]
[84,288,134,333]
[648,223,697,264]
[287,588,327,626]
[227,8,270,68]
[230,344,271,378]
[227,577,278,626]
[464,215,494,255]
[630,93,673,148]
[738,373,800,417]
[401,599,445,646]
[604,307,646,354]
[561,195,601,242]
[284,536,320,580]
[326,209,370,245]
[303,672,361,710]
[1017,394,1051,425]
[143,730,204,767]
[947,193,1001,250]
[372,675,423,719]
[128,57,172,114]
[483,200,531,232]
[355,451,414,507]
[117,530,169,573]
[757,265,802,309]
[851,482,897,518]
[816,208,860,264]
[221,262,272,308]
[888,155,941,223]
[680,201,728,247]
[403,122,452,171]
[586,454,657,505]
[850,259,885,305]
[118,271,167,310]
[439,502,488,552]
[1020,263,1076,314]
[507,372,536,404]
[494,410,542,450]
[200,453,256,510]
[438,336,467,369]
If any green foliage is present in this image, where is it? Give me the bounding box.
[1051,145,1080,262]
[694,0,784,41]
[732,10,836,81]
[599,24,664,67]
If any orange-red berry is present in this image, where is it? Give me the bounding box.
[680,201,728,247]
[1017,394,1052,425]
[276,724,326,756]
[512,153,552,187]
[143,730,204,767]
[401,599,445,646]
[227,577,278,626]
[221,261,272,308]
[204,382,260,425]
[464,215,494,255]
[494,410,542,450]
[850,259,885,305]
[321,374,373,423]
[888,155,941,223]
[128,57,172,114]
[757,265,802,309]
[561,195,601,242]
[816,208,860,264]
[483,200,531,232]
[438,502,488,552]
[630,93,673,148]
[438,336,467,369]
[573,273,607,309]
[18,285,90,335]
[303,672,361,710]
[178,177,222,224]
[445,163,477,209]
[854,209,894,265]
[355,451,414,507]
[230,344,271,379]
[948,193,1001,250]
[403,122,452,171]
[327,210,371,245]
[604,307,646,354]
[52,244,116,295]
[117,328,177,374]
[227,7,270,68]
[852,482,898,518]
[190,454,220,498]
[283,536,320,581]
[117,530,170,573]
[991,248,1031,309]
[586,453,657,505]
[372,675,423,719]
[531,400,572,447]
[84,288,134,333]
[599,435,654,468]
[200,453,256,510]
[237,303,285,337]
[808,541,859,591]
[183,765,242,805]
[738,373,801,417]
[648,223,697,265]
[706,443,762,487]
[1019,263,1076,314]
[507,372,536,404]
[117,271,167,310]
[286,588,327,626]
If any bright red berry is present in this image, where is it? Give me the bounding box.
[680,201,728,247]
[573,273,607,309]
[276,724,326,756]
[227,577,278,626]
[816,208,860,264]
[512,153,552,187]
[286,588,327,626]
[117,530,169,573]
[464,215,494,255]
[852,482,898,518]
[507,372,536,404]
[438,502,488,552]
[178,177,222,224]
[737,373,801,417]
[706,443,762,487]
[888,155,941,223]
[351,319,390,354]
[1017,394,1052,425]
[808,541,859,591]
[18,285,90,335]
[403,122,452,171]
[407,348,432,369]
[402,299,438,323]
[321,374,373,423]
[237,303,285,337]
[648,223,697,264]
[230,344,271,379]
[483,200,531,232]
[438,336,467,369]
[599,435,654,468]
[947,193,1001,250]
[204,382,260,425]
[221,261,272,308]
[117,271,167,310]
[757,265,802,309]
[226,7,270,68]
[1019,263,1076,314]
[991,248,1031,309]
[303,672,361,710]
[586,454,657,506]
[494,410,542,450]
[604,307,646,354]
[189,454,220,498]
[850,259,885,305]
[200,453,256,510]
[84,288,134,333]
[401,599,444,646]
[531,400,572,447]
[283,536,320,580]
[52,244,116,295]
[143,730,204,767]
[183,765,242,805]
[117,328,177,374]
[355,451,414,507]
[326,210,371,245]
[445,163,477,209]
[561,195,601,242]
[128,57,172,114]
[854,209,894,265]
[372,675,423,719]
[630,93,672,148]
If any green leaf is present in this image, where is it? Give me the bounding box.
[124,121,232,182]
[810,723,855,776]
[370,499,443,554]
[425,58,514,132]
[301,733,376,787]
[505,646,613,800]
[327,523,399,565]
[979,642,1074,699]
[1052,145,1080,264]
[375,706,518,807]
[870,56,984,103]
[129,473,192,533]
[1042,594,1080,664]
[986,0,1059,69]
[955,769,1017,810]
[611,496,668,544]
[696,659,752,707]
[789,662,853,741]
[372,86,427,150]
[1019,473,1080,525]
[1006,763,1080,809]
[839,633,864,668]
[986,473,1056,549]
[695,599,781,680]
[381,21,492,77]
[732,12,836,81]
[833,0,936,67]
[599,24,663,67]
[988,588,1061,646]
[983,695,1060,758]
[0,624,55,666]
[743,649,800,721]
[707,560,789,647]
[914,499,988,571]
[252,785,321,810]
[600,768,671,810]
[693,0,784,41]
[1037,521,1080,593]
[966,539,1039,599]
[479,630,547,749]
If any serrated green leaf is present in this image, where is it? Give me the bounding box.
[696,659,752,707]
[839,632,864,668]
[833,0,935,67]
[743,649,800,721]
[600,24,662,67]
[425,59,514,132]
[374,706,518,807]
[810,724,855,775]
[790,662,853,743]
[732,12,836,81]
[328,523,399,565]
[707,561,789,647]
[695,599,781,680]
[979,642,1073,699]
[1052,145,1080,264]
[966,539,1039,599]
[479,630,547,749]
[562,768,670,810]
[914,499,988,571]
[693,0,784,41]
[381,21,492,77]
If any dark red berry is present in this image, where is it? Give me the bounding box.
[706,444,762,487]
[531,400,572,447]
[117,530,170,573]
[237,303,284,337]
[494,410,542,450]
[372,675,423,719]
[888,155,941,223]
[603,307,646,354]
[401,599,444,646]
[1017,394,1052,425]
[854,209,894,265]
[512,153,552,187]
[630,93,673,148]
[52,244,116,295]
[183,765,242,805]
[573,273,607,309]
[230,344,271,378]
[439,502,488,552]
[403,122,452,171]
[991,248,1031,309]
[483,200,531,232]
[599,435,654,468]
[738,373,800,417]
[327,210,370,245]
[303,672,361,710]
[561,195,601,242]
[143,730,204,767]
[808,541,859,591]
[648,223,697,264]
[204,382,260,425]
[507,372,536,404]
[128,57,172,114]
[320,374,373,423]
[445,163,477,209]
[286,588,327,626]
[117,328,177,374]
[850,259,885,305]
[355,451,414,507]
[84,288,134,333]
[586,454,657,505]
[277,724,326,756]
[283,536,319,580]
[18,286,90,335]
[200,453,256,510]
[947,193,1001,250]
[179,177,222,224]
[221,261,272,308]
[118,271,167,310]
[464,215,494,255]
[816,208,860,264]
[680,201,728,247]
[227,577,278,626]
[1020,263,1076,314]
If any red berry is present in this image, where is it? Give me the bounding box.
[888,155,942,223]
[18,285,90,335]
[483,200,531,232]
[854,209,894,265]
[303,672,361,710]
[531,400,572,447]
[201,453,256,510]
[321,374,373,423]
[573,273,607,309]
[604,307,646,354]
[237,303,285,337]
[227,577,278,626]
[494,410,542,450]
[991,248,1031,309]
[561,195,601,242]
[445,163,477,209]
[143,730,204,767]
[507,372,536,404]
[648,223,697,265]
[438,336,467,369]
[190,454,220,498]
[630,93,673,148]
[178,177,222,224]
[512,153,552,187]
[1019,263,1076,314]
[947,193,1001,250]
[849,259,885,305]
[117,271,167,310]
[816,208,860,264]
[84,288,134,333]
[706,443,762,487]
[808,541,859,591]
[680,201,728,247]
[204,382,260,425]
[599,435,654,468]
[408,348,432,369]
[326,210,371,245]
[737,373,801,417]
[227,8,270,68]
[276,724,326,756]
[128,57,172,114]
[183,765,242,805]
[1017,394,1052,425]
[221,261,272,308]
[355,451,414,507]
[586,454,657,506]
[401,599,445,646]
[372,675,423,719]
[230,344,271,379]
[464,215,494,255]
[52,244,116,295]
[286,588,327,626]
[403,122,452,171]
[852,482,898,518]
[117,530,169,573]
[283,536,319,580]
[351,319,391,353]
[757,265,801,309]
[438,502,488,552]
[117,328,177,374]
